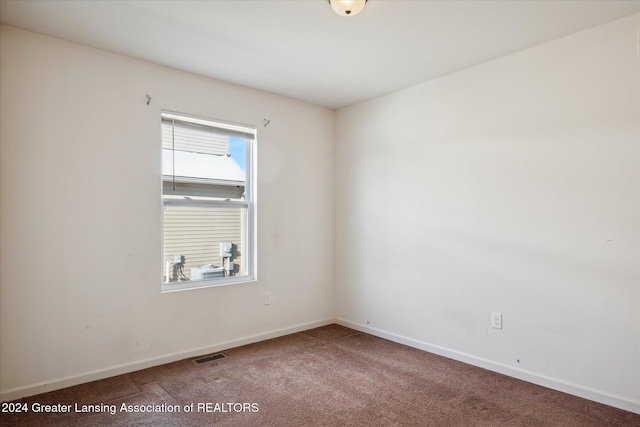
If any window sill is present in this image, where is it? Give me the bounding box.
[161,275,257,293]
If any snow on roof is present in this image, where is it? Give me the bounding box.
[162,149,245,183]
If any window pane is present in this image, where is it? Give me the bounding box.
[162,204,247,283]
[162,121,248,201]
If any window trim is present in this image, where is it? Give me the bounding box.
[160,111,257,293]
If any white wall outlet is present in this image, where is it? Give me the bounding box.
[264,291,271,305]
[491,312,502,329]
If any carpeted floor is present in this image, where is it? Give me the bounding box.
[1,324,639,426]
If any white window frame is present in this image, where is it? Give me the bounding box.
[160,111,257,292]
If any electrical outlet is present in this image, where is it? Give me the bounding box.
[264,291,271,305]
[491,312,502,329]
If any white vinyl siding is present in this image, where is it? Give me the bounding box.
[163,204,244,279]
[161,120,228,155]
[161,181,244,199]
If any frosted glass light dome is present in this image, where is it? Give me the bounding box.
[329,0,367,17]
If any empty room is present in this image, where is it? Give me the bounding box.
[1,1,639,425]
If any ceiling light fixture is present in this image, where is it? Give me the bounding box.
[329,0,367,17]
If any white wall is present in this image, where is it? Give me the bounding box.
[0,25,335,400]
[335,14,640,412]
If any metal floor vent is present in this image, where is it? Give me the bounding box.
[193,353,226,365]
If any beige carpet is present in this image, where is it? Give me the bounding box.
[1,324,638,426]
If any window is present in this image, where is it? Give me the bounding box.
[161,111,256,292]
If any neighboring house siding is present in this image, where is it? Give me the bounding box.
[161,120,228,155]
[162,181,244,199]
[163,204,244,280]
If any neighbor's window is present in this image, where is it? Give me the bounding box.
[161,111,256,292]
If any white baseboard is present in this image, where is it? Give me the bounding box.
[335,318,640,415]
[0,318,334,402]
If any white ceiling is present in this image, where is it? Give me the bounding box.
[2,0,640,109]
